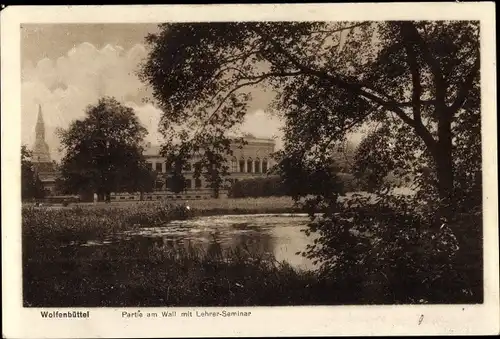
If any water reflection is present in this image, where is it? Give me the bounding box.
[65,214,317,270]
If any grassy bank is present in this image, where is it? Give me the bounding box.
[22,203,190,241]
[22,197,302,241]
[187,196,302,216]
[25,196,300,212]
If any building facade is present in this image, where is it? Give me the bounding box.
[128,136,276,200]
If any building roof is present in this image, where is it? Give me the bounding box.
[143,145,163,157]
[143,136,275,157]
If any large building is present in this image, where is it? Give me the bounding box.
[31,105,58,194]
[127,135,276,200]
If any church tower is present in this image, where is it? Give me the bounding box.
[32,104,51,164]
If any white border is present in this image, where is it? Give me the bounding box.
[1,3,498,337]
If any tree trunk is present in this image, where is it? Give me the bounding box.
[434,112,454,225]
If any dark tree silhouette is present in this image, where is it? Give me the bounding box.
[139,21,481,303]
[57,97,150,201]
[21,145,45,201]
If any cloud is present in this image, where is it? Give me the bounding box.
[22,41,153,160]
[124,101,164,145]
[22,40,289,160]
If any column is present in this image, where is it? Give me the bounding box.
[259,160,263,173]
[244,158,247,173]
[162,162,166,173]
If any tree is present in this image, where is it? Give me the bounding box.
[57,97,148,201]
[166,159,186,194]
[331,140,357,173]
[134,164,156,200]
[140,21,479,217]
[228,176,291,198]
[139,21,481,302]
[21,146,45,201]
[351,127,397,192]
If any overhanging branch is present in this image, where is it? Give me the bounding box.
[448,55,480,115]
[400,22,448,114]
[256,24,439,156]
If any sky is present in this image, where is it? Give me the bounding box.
[21,24,283,161]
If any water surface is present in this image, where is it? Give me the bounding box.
[71,214,318,270]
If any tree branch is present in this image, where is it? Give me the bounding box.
[307,22,371,35]
[254,24,439,156]
[401,24,424,126]
[389,99,437,107]
[400,22,448,115]
[448,55,480,115]
[193,76,278,141]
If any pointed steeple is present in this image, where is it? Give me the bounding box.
[36,104,45,141]
[33,104,51,164]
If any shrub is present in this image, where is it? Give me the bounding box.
[228,176,289,198]
[23,240,334,307]
[300,193,482,304]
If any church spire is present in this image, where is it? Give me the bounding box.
[33,104,51,163]
[36,104,45,141]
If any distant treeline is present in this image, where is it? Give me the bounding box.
[228,176,288,198]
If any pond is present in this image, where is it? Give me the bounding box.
[68,214,318,271]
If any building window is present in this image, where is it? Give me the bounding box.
[262,159,268,173]
[194,163,202,173]
[155,162,162,172]
[247,158,253,173]
[239,159,245,173]
[148,162,154,171]
[185,179,192,190]
[254,158,260,173]
[231,157,238,172]
[195,178,202,188]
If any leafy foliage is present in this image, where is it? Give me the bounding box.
[57,97,152,200]
[228,176,288,198]
[21,146,45,200]
[139,21,481,303]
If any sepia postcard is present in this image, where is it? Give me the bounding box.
[1,3,499,338]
